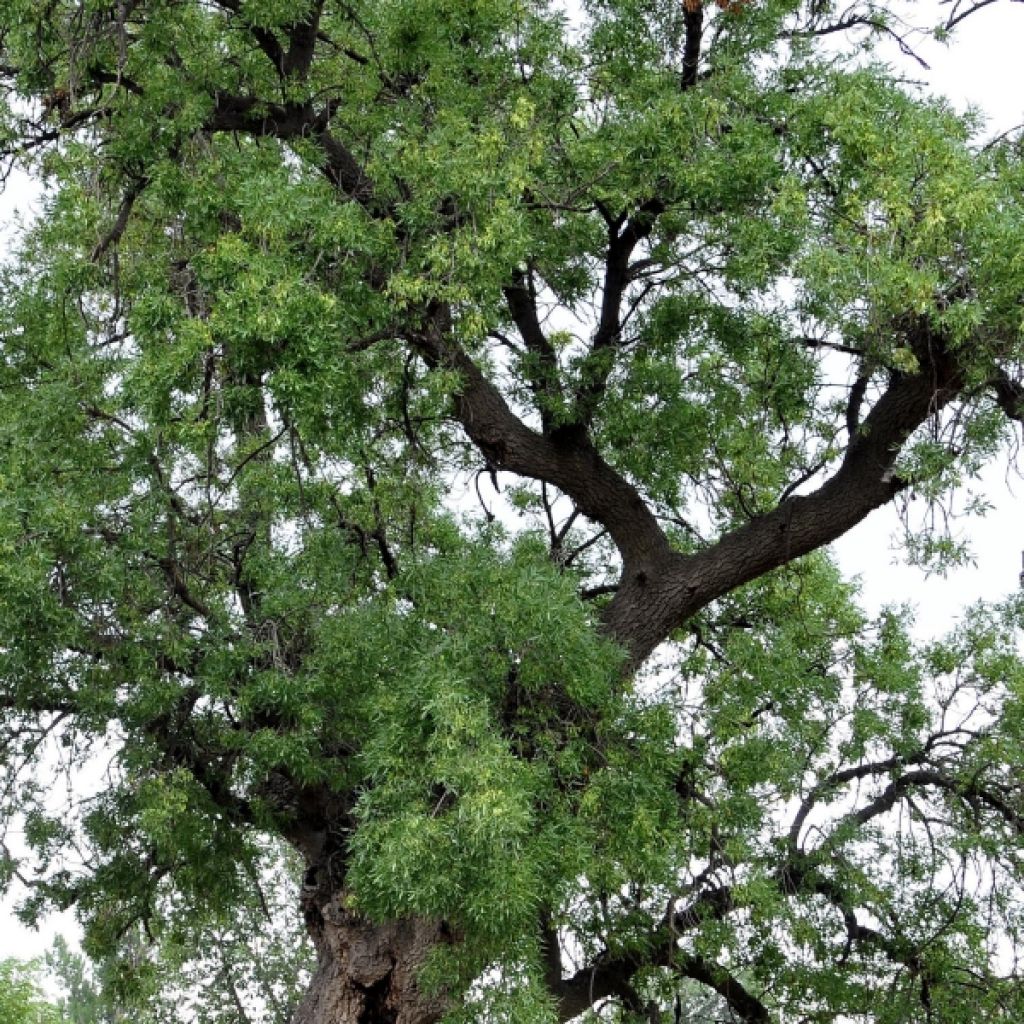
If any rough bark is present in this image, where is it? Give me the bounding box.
[291,896,453,1024]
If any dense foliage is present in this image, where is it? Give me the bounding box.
[2,1,1024,1022]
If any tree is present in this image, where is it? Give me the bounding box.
[44,841,312,1024]
[1,0,1024,1021]
[0,958,64,1024]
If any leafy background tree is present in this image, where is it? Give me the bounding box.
[43,840,312,1024]
[2,1,1024,1022]
[0,958,64,1024]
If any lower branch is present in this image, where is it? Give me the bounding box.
[677,954,770,1023]
[552,945,769,1023]
[993,371,1024,424]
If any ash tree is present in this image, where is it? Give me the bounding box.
[2,0,1024,1022]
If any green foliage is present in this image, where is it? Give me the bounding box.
[0,959,64,1024]
[45,842,312,1024]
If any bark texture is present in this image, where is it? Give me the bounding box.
[292,897,452,1024]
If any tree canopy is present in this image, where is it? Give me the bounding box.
[2,1,1024,1022]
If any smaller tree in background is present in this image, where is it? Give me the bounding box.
[0,958,64,1024]
[45,841,313,1024]
[46,940,121,1024]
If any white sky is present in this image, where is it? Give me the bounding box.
[1,0,1022,967]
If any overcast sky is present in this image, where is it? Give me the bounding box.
[1,0,1022,965]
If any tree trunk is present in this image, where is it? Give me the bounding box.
[291,895,453,1024]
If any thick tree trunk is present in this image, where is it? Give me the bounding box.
[291,896,453,1024]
